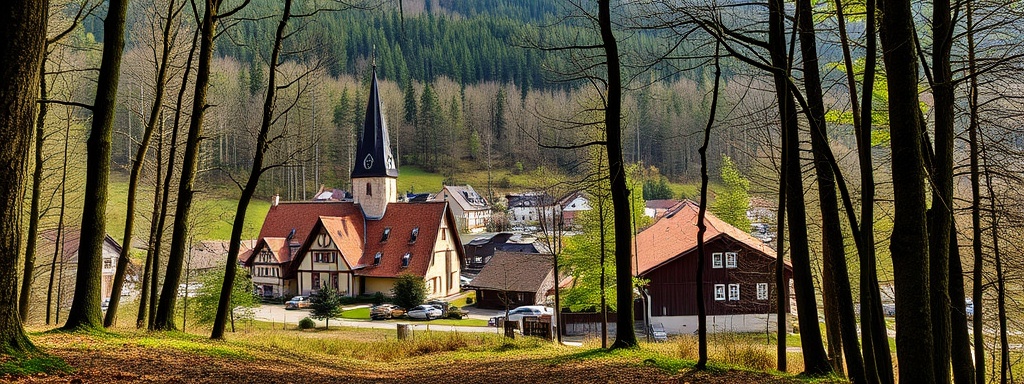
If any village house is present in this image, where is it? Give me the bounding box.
[467,251,555,310]
[634,200,793,334]
[432,185,491,233]
[506,192,558,227]
[38,228,125,300]
[244,66,464,300]
[556,191,590,229]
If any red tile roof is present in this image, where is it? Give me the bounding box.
[265,201,465,279]
[634,200,783,275]
[355,202,461,278]
[246,237,292,266]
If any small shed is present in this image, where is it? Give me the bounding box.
[467,251,554,309]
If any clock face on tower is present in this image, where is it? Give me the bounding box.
[363,154,374,169]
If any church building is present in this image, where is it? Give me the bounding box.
[244,66,464,299]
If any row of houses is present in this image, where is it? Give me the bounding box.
[465,200,792,335]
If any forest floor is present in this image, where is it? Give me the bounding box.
[3,324,844,383]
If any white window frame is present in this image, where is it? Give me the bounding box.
[728,284,740,301]
[714,284,726,301]
[712,253,724,268]
[725,252,738,268]
[757,283,769,300]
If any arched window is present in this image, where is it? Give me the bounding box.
[366,182,372,196]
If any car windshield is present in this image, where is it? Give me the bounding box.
[289,296,303,301]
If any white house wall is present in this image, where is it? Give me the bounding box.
[647,313,789,335]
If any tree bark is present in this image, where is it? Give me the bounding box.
[597,0,637,349]
[966,3,985,381]
[929,0,955,378]
[795,0,865,380]
[63,0,129,331]
[155,0,223,330]
[0,0,47,354]
[948,224,975,384]
[878,0,936,378]
[767,0,831,374]
[212,0,291,339]
[137,118,164,328]
[21,50,49,323]
[695,42,721,370]
[105,0,177,328]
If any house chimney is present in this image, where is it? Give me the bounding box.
[271,194,280,207]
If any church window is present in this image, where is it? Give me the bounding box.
[366,182,372,196]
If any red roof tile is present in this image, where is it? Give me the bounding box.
[355,202,461,278]
[257,201,361,247]
[634,200,783,275]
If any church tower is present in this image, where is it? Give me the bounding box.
[351,65,398,220]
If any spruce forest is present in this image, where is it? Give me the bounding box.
[0,0,1023,382]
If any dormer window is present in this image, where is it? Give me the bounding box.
[381,227,391,242]
[373,252,382,266]
[410,227,419,243]
[401,253,411,267]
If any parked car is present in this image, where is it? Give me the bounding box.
[425,300,450,316]
[370,304,405,320]
[406,305,444,320]
[284,296,311,310]
[488,305,554,326]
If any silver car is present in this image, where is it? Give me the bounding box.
[406,305,443,320]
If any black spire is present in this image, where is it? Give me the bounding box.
[351,65,398,178]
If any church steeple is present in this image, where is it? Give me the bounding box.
[351,64,398,179]
[351,63,398,220]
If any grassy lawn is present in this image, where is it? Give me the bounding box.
[8,324,839,383]
[340,307,370,319]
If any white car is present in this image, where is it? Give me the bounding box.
[489,305,554,326]
[406,305,444,320]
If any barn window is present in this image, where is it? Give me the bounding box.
[373,252,382,266]
[757,283,769,300]
[725,252,738,268]
[728,284,740,301]
[714,284,726,301]
[401,253,411,267]
[712,253,724,268]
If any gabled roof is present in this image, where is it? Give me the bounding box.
[248,237,292,265]
[437,185,489,211]
[351,66,398,179]
[38,228,123,262]
[257,201,361,249]
[289,215,365,274]
[634,200,784,275]
[354,202,464,278]
[506,192,556,208]
[468,251,554,292]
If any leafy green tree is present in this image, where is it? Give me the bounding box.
[309,285,344,330]
[710,155,751,230]
[643,177,673,200]
[562,164,650,312]
[193,268,260,328]
[391,273,427,310]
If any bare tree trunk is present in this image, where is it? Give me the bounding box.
[597,0,637,350]
[105,0,177,328]
[948,224,975,384]
[879,0,936,378]
[598,192,607,349]
[928,0,955,378]
[694,42,721,371]
[64,0,129,331]
[137,117,164,328]
[0,0,46,354]
[795,0,865,379]
[21,51,49,322]
[767,0,831,373]
[46,116,73,326]
[155,0,226,330]
[149,17,200,331]
[212,0,291,340]
[966,3,985,381]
